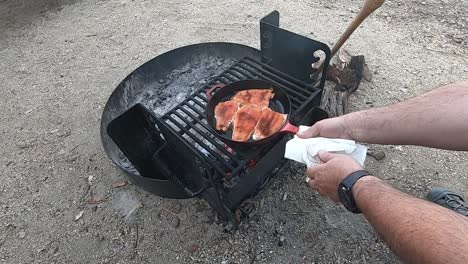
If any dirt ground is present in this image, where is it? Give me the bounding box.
[1,0,467,263]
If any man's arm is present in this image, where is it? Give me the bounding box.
[299,80,468,150]
[354,176,468,264]
[307,152,468,264]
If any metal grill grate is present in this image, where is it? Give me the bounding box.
[162,57,321,178]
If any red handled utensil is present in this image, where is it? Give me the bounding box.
[206,83,226,99]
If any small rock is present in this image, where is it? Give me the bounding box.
[178,212,187,221]
[362,65,373,81]
[48,243,59,255]
[394,146,403,151]
[369,151,386,161]
[87,175,94,185]
[75,210,84,221]
[282,192,288,201]
[171,202,182,214]
[58,129,71,138]
[170,217,180,228]
[400,88,408,93]
[112,180,128,188]
[386,16,392,22]
[278,235,286,247]
[18,231,26,239]
[17,141,35,149]
[158,79,165,83]
[49,129,59,134]
[421,1,427,5]
[260,199,265,209]
[113,191,143,220]
[24,109,33,115]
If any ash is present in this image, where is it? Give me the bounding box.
[118,56,237,172]
[137,56,237,117]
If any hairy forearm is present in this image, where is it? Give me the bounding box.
[344,81,468,150]
[353,177,468,264]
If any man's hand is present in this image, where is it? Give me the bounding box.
[307,151,363,202]
[297,116,355,140]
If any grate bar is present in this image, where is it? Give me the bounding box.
[229,67,309,101]
[244,57,319,93]
[177,106,241,163]
[160,56,323,179]
[166,115,235,171]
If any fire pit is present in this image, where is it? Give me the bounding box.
[101,11,331,227]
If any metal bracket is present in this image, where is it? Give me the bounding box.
[260,11,331,88]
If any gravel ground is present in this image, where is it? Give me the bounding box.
[0,0,467,263]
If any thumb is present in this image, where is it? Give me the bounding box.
[317,151,337,163]
[297,125,320,138]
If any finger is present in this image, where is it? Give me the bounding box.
[296,124,320,138]
[306,164,325,179]
[317,190,327,197]
[317,151,339,163]
[307,179,316,189]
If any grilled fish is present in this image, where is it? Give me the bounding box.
[253,107,287,140]
[232,104,264,142]
[214,100,239,131]
[232,89,274,107]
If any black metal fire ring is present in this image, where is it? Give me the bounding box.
[101,42,261,177]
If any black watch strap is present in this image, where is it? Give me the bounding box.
[338,170,371,213]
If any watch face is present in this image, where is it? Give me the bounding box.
[338,185,352,210]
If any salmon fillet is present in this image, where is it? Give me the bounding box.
[214,100,239,131]
[232,89,274,107]
[253,107,287,140]
[232,105,264,142]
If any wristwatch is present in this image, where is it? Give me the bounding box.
[338,170,371,214]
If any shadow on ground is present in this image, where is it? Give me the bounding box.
[0,0,79,30]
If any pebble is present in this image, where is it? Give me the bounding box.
[48,242,59,255]
[278,235,286,247]
[178,212,187,221]
[170,216,180,228]
[18,231,26,239]
[75,210,84,221]
[260,199,265,209]
[17,141,35,149]
[371,151,386,160]
[171,202,182,214]
[362,65,373,81]
[58,129,71,138]
[87,175,94,185]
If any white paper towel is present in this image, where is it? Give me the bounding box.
[284,126,367,168]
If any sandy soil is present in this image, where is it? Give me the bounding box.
[0,0,467,263]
